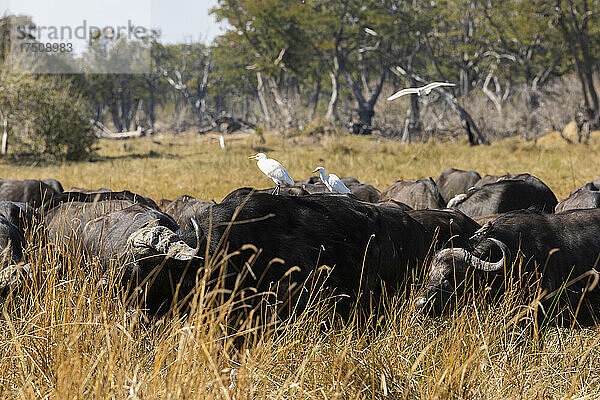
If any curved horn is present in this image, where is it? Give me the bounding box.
[128,222,203,262]
[189,217,203,258]
[467,238,510,272]
[433,247,471,265]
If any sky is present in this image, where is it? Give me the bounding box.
[2,0,227,52]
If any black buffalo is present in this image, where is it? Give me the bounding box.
[348,184,381,203]
[79,204,202,311]
[380,178,445,210]
[474,174,500,187]
[555,188,600,212]
[194,192,427,315]
[0,215,28,296]
[43,179,64,193]
[164,195,215,230]
[296,176,380,202]
[222,187,309,203]
[447,175,557,217]
[436,168,481,204]
[376,199,413,211]
[0,201,39,233]
[44,191,163,257]
[407,209,481,252]
[0,179,61,208]
[297,176,361,187]
[65,187,112,194]
[418,209,600,325]
[41,190,160,213]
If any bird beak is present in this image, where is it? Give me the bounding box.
[312,168,319,173]
[248,155,256,160]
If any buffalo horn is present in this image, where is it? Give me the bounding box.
[129,219,203,261]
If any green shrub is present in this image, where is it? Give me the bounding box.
[18,79,96,161]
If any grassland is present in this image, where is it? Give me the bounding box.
[1,131,600,399]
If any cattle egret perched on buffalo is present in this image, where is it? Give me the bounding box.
[249,153,294,194]
[387,82,455,101]
[313,167,351,194]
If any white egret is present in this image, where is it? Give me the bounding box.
[219,134,226,149]
[387,82,455,101]
[249,153,294,194]
[313,166,351,194]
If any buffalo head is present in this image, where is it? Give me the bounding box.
[416,238,509,315]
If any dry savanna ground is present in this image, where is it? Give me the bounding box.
[1,131,600,399]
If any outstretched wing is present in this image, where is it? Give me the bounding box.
[422,82,455,94]
[387,88,420,101]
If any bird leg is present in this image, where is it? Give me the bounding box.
[272,184,281,195]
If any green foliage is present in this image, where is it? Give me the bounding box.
[2,75,96,162]
[25,80,95,161]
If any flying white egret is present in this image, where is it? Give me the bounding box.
[249,153,294,194]
[313,166,351,194]
[387,82,455,101]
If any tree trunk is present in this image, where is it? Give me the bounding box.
[409,91,421,134]
[402,109,411,143]
[325,59,339,121]
[148,83,156,129]
[268,76,294,130]
[1,119,7,155]
[459,67,469,96]
[109,99,123,133]
[357,106,374,127]
[256,72,271,126]
[556,0,600,132]
[337,54,385,131]
[308,79,321,121]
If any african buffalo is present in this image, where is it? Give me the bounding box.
[555,189,600,212]
[376,199,413,211]
[0,201,39,233]
[447,176,557,216]
[164,195,215,230]
[297,176,361,187]
[222,187,310,203]
[41,190,160,213]
[43,179,64,193]
[44,191,164,256]
[473,173,547,188]
[0,179,60,208]
[158,199,174,211]
[474,174,500,187]
[380,178,445,210]
[80,204,202,311]
[0,215,28,296]
[65,187,112,194]
[407,209,481,251]
[418,209,600,325]
[348,184,381,202]
[436,168,481,204]
[194,192,427,315]
[297,177,380,202]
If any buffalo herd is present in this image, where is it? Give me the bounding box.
[1,169,600,326]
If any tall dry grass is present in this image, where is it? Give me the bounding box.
[1,131,600,399]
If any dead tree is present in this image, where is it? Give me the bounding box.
[159,50,213,128]
[392,66,489,145]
